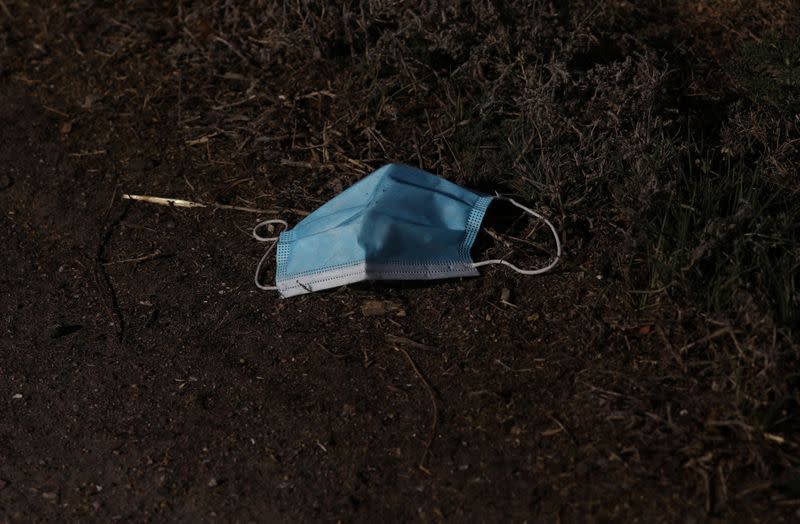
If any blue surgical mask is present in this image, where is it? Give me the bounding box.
[254,164,560,297]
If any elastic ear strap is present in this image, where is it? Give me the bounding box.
[253,219,289,241]
[472,196,562,275]
[253,219,289,291]
[254,241,279,290]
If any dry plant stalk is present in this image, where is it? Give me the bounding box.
[122,194,206,208]
[122,193,286,215]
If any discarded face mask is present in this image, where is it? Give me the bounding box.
[253,163,561,298]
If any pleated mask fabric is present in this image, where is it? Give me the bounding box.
[254,164,560,298]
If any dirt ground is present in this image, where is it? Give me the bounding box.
[1,1,799,522]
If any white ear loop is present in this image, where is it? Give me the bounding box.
[472,196,562,275]
[253,219,289,291]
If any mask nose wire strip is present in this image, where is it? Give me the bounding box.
[253,219,289,291]
[472,196,562,275]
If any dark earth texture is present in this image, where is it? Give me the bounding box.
[2,1,800,522]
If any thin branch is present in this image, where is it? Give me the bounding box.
[122,193,292,215]
[393,345,438,474]
[102,250,167,265]
[122,194,206,208]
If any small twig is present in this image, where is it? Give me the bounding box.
[68,150,107,157]
[315,341,351,359]
[102,250,166,266]
[103,183,119,220]
[386,334,438,353]
[0,0,11,18]
[735,482,772,499]
[212,202,280,214]
[122,193,282,215]
[684,454,715,514]
[580,381,625,398]
[413,133,424,169]
[298,90,336,100]
[211,95,257,111]
[185,132,219,145]
[122,194,206,208]
[280,159,316,169]
[393,345,438,474]
[628,284,672,295]
[727,329,745,360]
[679,327,737,354]
[43,105,69,118]
[544,414,576,444]
[484,228,513,248]
[656,323,685,371]
[182,173,196,192]
[494,358,542,372]
[763,432,787,445]
[213,35,249,63]
[92,267,121,337]
[94,186,126,340]
[698,466,712,514]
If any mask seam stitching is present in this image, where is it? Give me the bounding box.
[277,262,477,290]
[277,258,472,279]
[460,195,493,259]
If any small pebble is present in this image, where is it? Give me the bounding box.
[11,393,22,400]
[42,492,57,500]
[208,478,218,487]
